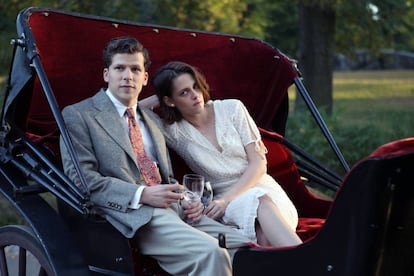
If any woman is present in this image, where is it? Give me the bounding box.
[152,61,302,247]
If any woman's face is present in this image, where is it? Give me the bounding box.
[164,73,205,118]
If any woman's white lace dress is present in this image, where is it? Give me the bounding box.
[163,99,298,242]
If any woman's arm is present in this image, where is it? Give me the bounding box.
[204,140,267,220]
[139,94,160,109]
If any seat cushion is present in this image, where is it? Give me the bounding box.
[296,217,325,242]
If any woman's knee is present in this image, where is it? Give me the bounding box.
[257,194,283,218]
[258,194,272,207]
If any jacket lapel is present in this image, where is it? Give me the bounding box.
[92,90,137,163]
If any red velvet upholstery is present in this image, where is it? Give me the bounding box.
[369,137,414,158]
[296,218,325,241]
[21,9,296,138]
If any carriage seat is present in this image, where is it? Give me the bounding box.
[23,116,331,276]
[25,122,331,244]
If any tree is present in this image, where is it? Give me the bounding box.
[296,1,337,114]
[1,1,413,82]
[264,1,299,57]
[145,0,266,37]
[293,0,414,113]
[336,0,414,55]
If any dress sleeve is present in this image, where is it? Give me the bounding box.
[143,108,180,151]
[159,122,180,150]
[231,100,268,157]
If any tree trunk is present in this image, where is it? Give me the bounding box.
[296,2,336,114]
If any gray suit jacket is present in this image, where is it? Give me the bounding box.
[60,89,173,238]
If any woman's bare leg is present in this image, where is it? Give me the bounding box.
[255,222,271,246]
[256,195,302,247]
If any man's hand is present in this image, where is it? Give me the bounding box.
[140,183,184,208]
[182,200,204,224]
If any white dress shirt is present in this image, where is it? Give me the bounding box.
[106,89,159,209]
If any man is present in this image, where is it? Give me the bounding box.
[60,36,249,275]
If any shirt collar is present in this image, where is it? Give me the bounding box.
[105,89,138,118]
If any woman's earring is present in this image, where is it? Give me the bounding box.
[170,104,175,107]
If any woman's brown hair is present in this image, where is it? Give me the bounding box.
[152,61,211,124]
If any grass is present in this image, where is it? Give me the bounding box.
[334,71,413,132]
[1,70,414,223]
[286,70,414,179]
[335,70,413,142]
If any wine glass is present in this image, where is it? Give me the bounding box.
[180,174,204,224]
[180,190,201,225]
[182,174,204,197]
[201,181,213,208]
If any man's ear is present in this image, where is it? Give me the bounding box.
[103,68,109,83]
[143,71,149,86]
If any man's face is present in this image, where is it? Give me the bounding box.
[103,52,148,107]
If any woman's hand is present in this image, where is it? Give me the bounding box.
[203,198,228,220]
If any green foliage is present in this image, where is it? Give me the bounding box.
[0,199,23,226]
[1,0,414,74]
[284,95,413,197]
[146,0,246,33]
[286,70,414,175]
[264,1,299,57]
[286,108,347,175]
[297,0,341,9]
[336,0,414,55]
[136,0,271,39]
